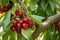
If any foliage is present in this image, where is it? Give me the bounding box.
[0,0,60,40]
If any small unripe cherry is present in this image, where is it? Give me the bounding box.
[22,23,28,29]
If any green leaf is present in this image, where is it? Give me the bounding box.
[11,0,17,4]
[3,21,12,32]
[21,29,32,40]
[17,34,26,40]
[1,21,12,36]
[0,13,5,20]
[2,12,10,29]
[24,0,30,7]
[9,31,16,40]
[43,24,56,40]
[48,0,56,11]
[0,0,9,7]
[2,30,10,40]
[31,15,45,24]
[46,5,55,16]
[41,0,48,11]
[30,0,38,11]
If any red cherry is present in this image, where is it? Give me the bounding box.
[16,27,21,34]
[29,19,33,24]
[12,19,18,26]
[15,10,24,17]
[11,26,16,31]
[7,4,12,10]
[19,20,24,24]
[18,11,23,17]
[16,29,21,34]
[3,4,12,12]
[22,23,28,29]
[3,6,9,11]
[17,23,21,29]
[57,22,60,28]
[0,7,4,14]
[23,17,29,23]
[54,22,60,30]
[28,19,33,28]
[15,10,19,15]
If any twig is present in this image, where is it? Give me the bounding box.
[32,14,60,39]
[16,0,60,40]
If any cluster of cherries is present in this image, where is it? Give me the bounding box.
[0,1,12,14]
[54,21,60,30]
[11,10,34,34]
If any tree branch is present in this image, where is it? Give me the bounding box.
[16,0,60,40]
[32,14,60,39]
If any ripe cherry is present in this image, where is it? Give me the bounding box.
[12,19,18,26]
[17,23,21,29]
[19,20,24,24]
[18,11,23,17]
[0,7,4,14]
[22,23,28,29]
[7,4,12,10]
[54,22,60,30]
[15,10,19,15]
[3,7,8,12]
[11,26,16,31]
[23,17,29,23]
[28,19,33,28]
[15,10,23,17]
[16,29,21,34]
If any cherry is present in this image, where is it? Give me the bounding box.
[57,22,60,28]
[12,19,18,26]
[16,29,21,34]
[18,11,23,17]
[23,17,29,23]
[3,2,12,12]
[19,20,24,24]
[3,7,8,12]
[17,23,21,29]
[7,3,12,9]
[22,23,28,29]
[11,26,16,31]
[15,10,19,15]
[0,7,4,14]
[54,22,60,30]
[16,26,21,34]
[15,10,23,17]
[28,19,33,28]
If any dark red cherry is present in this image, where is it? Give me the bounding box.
[22,23,28,29]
